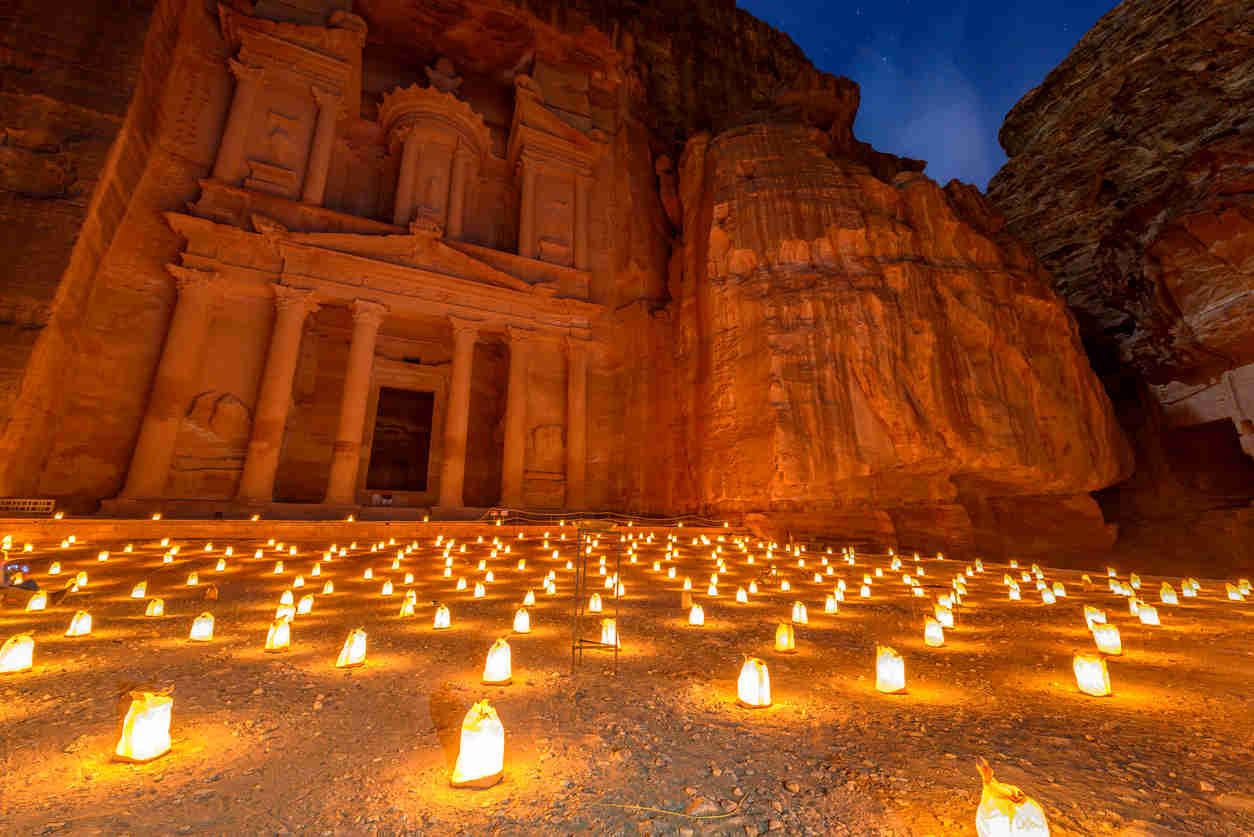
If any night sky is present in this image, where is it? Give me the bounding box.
[738,0,1120,189]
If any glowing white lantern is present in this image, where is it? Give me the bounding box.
[859,584,871,598]
[322,580,334,595]
[482,638,512,684]
[363,568,373,580]
[265,618,291,652]
[292,575,304,588]
[775,622,796,653]
[297,594,314,615]
[688,604,705,626]
[275,603,295,621]
[1092,623,1121,655]
[748,580,758,594]
[1138,605,1160,626]
[1052,582,1066,598]
[455,577,467,591]
[1083,605,1105,629]
[588,593,603,613]
[791,601,808,625]
[600,618,619,648]
[512,608,531,634]
[25,591,47,612]
[273,561,284,574]
[336,628,367,668]
[215,558,226,572]
[115,691,173,763]
[189,612,214,642]
[975,757,1049,837]
[450,700,505,788]
[934,604,954,628]
[924,618,945,647]
[145,598,164,617]
[1073,653,1111,696]
[737,657,771,708]
[381,580,394,596]
[48,562,61,575]
[875,645,905,694]
[780,580,791,592]
[0,634,33,673]
[65,610,92,637]
[1159,583,1178,605]
[1041,589,1056,605]
[280,589,295,606]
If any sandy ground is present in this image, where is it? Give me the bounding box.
[1,523,1252,837]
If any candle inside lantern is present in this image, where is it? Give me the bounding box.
[1092,623,1121,655]
[265,618,291,652]
[145,598,164,617]
[65,610,92,637]
[924,618,945,647]
[512,608,531,634]
[600,617,619,648]
[688,604,705,626]
[189,612,214,642]
[25,591,47,612]
[297,594,314,615]
[875,645,906,694]
[1138,604,1160,626]
[975,756,1049,837]
[791,601,808,624]
[434,603,451,630]
[473,582,486,598]
[775,622,796,653]
[336,628,367,668]
[482,638,512,684]
[0,634,34,672]
[1073,653,1111,696]
[588,593,602,613]
[450,700,505,788]
[322,580,334,595]
[115,691,173,763]
[737,657,772,708]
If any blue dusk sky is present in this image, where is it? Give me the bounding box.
[737,0,1120,189]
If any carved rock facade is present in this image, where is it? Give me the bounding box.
[0,0,1130,556]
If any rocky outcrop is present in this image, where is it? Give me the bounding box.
[987,0,1254,385]
[667,122,1132,552]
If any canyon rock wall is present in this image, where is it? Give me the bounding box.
[669,122,1132,552]
[988,0,1254,567]
[988,0,1254,384]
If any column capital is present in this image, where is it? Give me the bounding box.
[273,284,320,316]
[505,325,539,346]
[228,58,266,85]
[311,86,342,110]
[350,298,388,327]
[166,265,219,298]
[448,315,480,341]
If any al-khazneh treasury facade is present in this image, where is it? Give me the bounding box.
[68,4,636,517]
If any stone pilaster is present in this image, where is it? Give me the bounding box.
[121,267,221,499]
[236,285,319,503]
[211,59,266,185]
[324,299,387,505]
[500,326,534,507]
[301,87,341,206]
[437,317,478,507]
[565,336,588,510]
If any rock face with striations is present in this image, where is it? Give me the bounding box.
[987,0,1254,385]
[664,123,1132,550]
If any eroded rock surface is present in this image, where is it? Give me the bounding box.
[666,123,1132,548]
[987,0,1254,384]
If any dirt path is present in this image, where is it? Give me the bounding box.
[1,525,1251,836]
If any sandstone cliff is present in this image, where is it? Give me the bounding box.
[664,122,1132,550]
[988,0,1254,385]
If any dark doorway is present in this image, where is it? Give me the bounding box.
[366,388,435,492]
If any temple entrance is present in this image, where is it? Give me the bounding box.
[365,388,435,492]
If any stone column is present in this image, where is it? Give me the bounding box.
[301,87,341,206]
[446,146,475,241]
[121,267,220,499]
[212,59,266,185]
[437,317,478,507]
[564,337,588,510]
[500,327,534,508]
[574,171,591,271]
[517,159,537,260]
[392,126,422,227]
[324,299,387,505]
[236,285,319,503]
